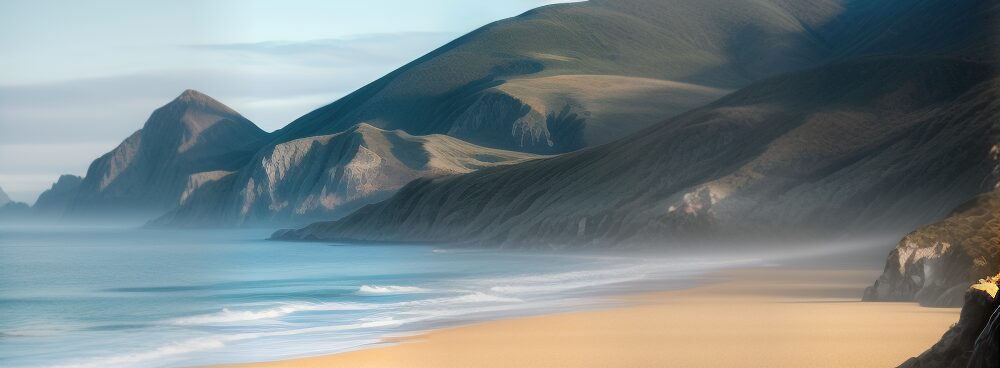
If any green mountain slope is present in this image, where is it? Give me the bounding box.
[276,57,1000,246]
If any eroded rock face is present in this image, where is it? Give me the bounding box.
[897,288,1000,368]
[68,90,268,220]
[968,303,1000,368]
[154,124,539,227]
[865,191,1000,307]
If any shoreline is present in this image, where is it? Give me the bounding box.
[214,267,960,368]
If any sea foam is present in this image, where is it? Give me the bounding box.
[357,285,431,295]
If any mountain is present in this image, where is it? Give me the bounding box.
[152,124,539,227]
[33,175,82,216]
[267,0,837,154]
[0,201,30,220]
[274,57,1000,246]
[0,185,9,206]
[864,189,1000,307]
[67,90,268,219]
[50,0,1000,228]
[268,0,997,155]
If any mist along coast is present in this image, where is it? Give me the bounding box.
[221,269,959,368]
[0,226,755,367]
[3,0,998,366]
[0,225,960,367]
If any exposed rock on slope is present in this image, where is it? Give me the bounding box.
[32,175,82,216]
[68,90,268,219]
[865,190,1000,307]
[276,58,1000,247]
[896,280,1000,368]
[153,124,539,227]
[447,76,729,152]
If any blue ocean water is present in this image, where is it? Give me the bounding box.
[0,226,758,367]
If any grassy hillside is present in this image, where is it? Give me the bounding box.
[268,0,851,154]
[269,0,997,155]
[276,57,1000,246]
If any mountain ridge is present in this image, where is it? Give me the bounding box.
[275,57,1000,247]
[67,90,269,219]
[152,123,540,227]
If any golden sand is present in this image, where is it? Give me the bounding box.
[217,268,959,368]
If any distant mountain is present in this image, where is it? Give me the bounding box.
[48,0,1000,229]
[33,175,83,216]
[865,189,1000,307]
[152,124,539,227]
[0,185,10,206]
[67,90,268,219]
[275,57,1000,246]
[0,201,30,220]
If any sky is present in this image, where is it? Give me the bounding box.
[0,0,577,203]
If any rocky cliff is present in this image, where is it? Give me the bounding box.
[68,90,268,220]
[864,189,1000,307]
[896,277,1000,368]
[153,124,539,227]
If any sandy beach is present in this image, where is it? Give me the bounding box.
[217,267,960,368]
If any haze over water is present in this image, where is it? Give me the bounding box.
[0,226,759,367]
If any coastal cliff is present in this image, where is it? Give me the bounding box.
[897,275,1000,368]
[864,191,1000,307]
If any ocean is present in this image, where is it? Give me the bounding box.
[0,226,759,367]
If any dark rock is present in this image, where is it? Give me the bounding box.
[898,289,999,368]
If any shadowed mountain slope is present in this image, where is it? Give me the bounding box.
[268,0,998,155]
[33,175,83,216]
[68,90,269,219]
[267,0,838,154]
[276,58,1000,247]
[152,124,538,227]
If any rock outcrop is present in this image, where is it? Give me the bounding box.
[864,190,1000,307]
[67,90,268,220]
[153,124,539,227]
[897,277,1000,368]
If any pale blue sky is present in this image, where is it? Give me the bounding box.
[0,0,578,202]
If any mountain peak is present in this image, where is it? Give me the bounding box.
[173,89,221,105]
